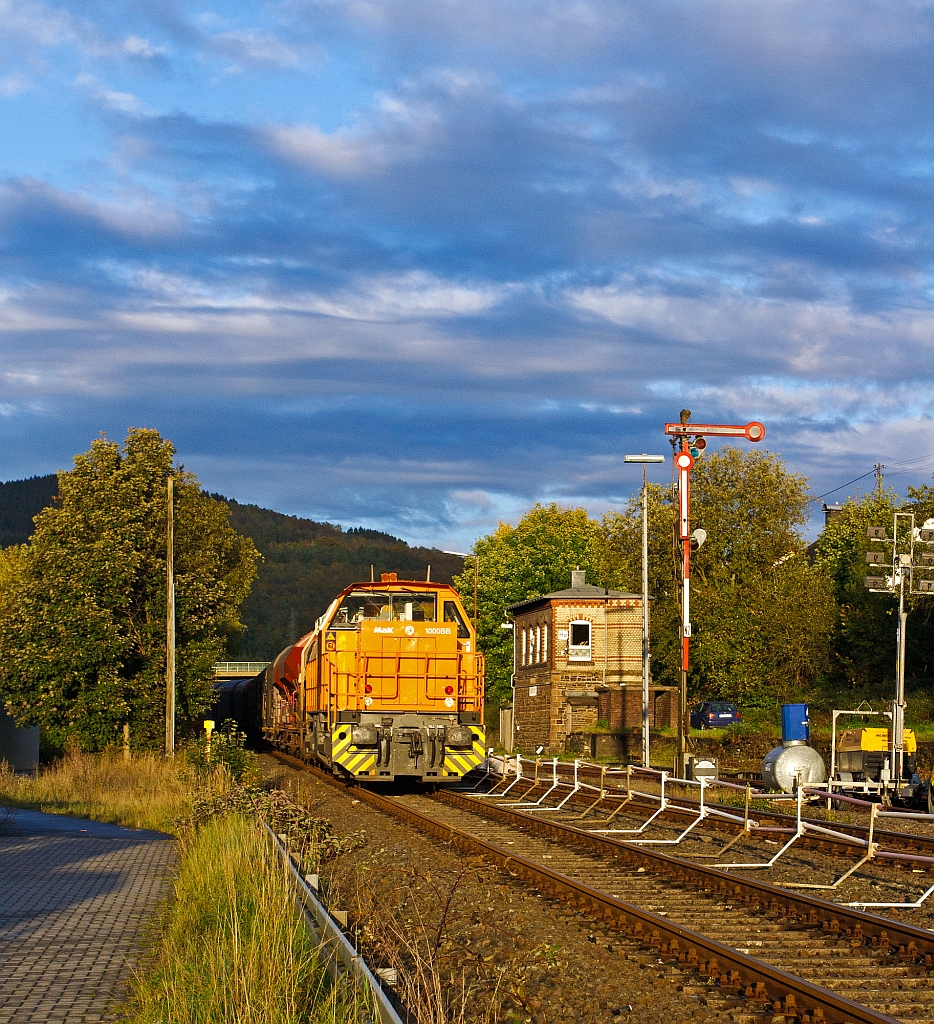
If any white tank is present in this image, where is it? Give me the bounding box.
[761,741,826,793]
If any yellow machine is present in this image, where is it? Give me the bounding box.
[259,575,486,782]
[836,727,918,782]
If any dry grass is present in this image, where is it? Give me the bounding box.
[125,814,359,1024]
[0,749,200,833]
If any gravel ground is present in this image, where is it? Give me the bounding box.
[260,756,760,1024]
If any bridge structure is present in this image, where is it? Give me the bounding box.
[212,661,270,678]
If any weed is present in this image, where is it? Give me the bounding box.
[124,814,360,1024]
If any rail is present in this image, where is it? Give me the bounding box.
[265,823,404,1024]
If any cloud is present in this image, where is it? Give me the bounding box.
[0,0,932,550]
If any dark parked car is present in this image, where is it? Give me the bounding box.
[690,701,741,730]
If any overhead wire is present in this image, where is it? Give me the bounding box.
[808,453,934,506]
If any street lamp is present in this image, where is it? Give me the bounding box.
[443,551,479,632]
[624,454,665,769]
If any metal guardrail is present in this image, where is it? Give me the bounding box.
[212,661,270,676]
[264,824,404,1024]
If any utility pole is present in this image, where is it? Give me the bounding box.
[165,476,175,758]
[875,463,885,498]
[664,412,766,778]
[624,453,665,768]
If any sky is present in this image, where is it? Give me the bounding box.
[0,0,932,549]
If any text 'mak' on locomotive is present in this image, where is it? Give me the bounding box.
[245,574,486,783]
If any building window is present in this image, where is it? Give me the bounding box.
[542,624,548,664]
[568,619,592,662]
[534,625,541,663]
[521,628,527,667]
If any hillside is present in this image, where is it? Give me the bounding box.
[0,476,464,660]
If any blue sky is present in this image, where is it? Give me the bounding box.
[1,0,932,548]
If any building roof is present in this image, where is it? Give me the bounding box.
[507,583,640,614]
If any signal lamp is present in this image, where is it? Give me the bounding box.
[690,528,707,552]
[444,685,454,695]
[866,526,888,540]
[918,580,934,593]
[921,527,934,543]
[364,684,373,694]
[865,551,886,565]
[920,553,934,567]
[864,576,888,589]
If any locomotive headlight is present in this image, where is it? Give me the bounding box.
[444,725,474,748]
[351,725,379,747]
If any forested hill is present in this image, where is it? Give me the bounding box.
[0,476,464,660]
[0,475,59,547]
[221,498,464,658]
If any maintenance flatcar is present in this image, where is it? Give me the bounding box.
[243,574,486,783]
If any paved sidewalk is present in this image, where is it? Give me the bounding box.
[0,808,176,1023]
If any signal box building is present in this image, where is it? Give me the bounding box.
[507,570,677,754]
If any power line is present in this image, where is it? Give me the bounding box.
[808,455,934,506]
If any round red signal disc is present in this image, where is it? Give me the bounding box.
[745,421,766,442]
[675,451,694,470]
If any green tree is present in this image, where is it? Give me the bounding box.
[813,487,934,692]
[603,447,834,706]
[453,503,611,706]
[0,429,260,751]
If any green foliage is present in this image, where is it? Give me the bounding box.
[221,500,464,657]
[185,720,263,785]
[0,479,463,662]
[126,815,355,1024]
[466,450,835,711]
[812,488,934,691]
[454,503,614,704]
[0,429,260,751]
[0,474,58,547]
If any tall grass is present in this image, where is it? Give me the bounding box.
[126,814,357,1024]
[0,749,198,832]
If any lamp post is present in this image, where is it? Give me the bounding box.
[624,454,665,769]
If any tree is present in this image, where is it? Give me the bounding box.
[0,429,260,751]
[453,503,611,706]
[602,447,835,706]
[813,486,934,692]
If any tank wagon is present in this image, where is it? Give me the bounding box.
[245,574,486,783]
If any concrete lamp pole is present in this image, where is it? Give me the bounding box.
[624,454,665,769]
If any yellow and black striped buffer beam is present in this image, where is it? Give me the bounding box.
[443,729,486,777]
[331,727,377,775]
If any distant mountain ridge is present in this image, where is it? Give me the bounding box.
[0,476,463,660]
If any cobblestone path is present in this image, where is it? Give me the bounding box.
[0,810,175,1023]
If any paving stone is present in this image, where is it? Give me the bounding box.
[0,810,175,1023]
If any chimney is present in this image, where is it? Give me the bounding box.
[822,503,843,528]
[571,569,586,588]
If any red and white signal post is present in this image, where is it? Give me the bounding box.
[664,410,766,777]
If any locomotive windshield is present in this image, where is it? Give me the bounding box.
[332,590,437,626]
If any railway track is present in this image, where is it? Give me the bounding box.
[505,761,934,870]
[272,753,934,1024]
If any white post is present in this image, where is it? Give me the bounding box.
[165,476,175,758]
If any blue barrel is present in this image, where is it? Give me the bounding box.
[781,703,809,744]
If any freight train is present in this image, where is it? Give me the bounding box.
[227,575,486,783]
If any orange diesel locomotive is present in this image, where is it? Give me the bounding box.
[259,574,486,782]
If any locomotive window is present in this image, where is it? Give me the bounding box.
[333,590,437,624]
[443,602,470,638]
